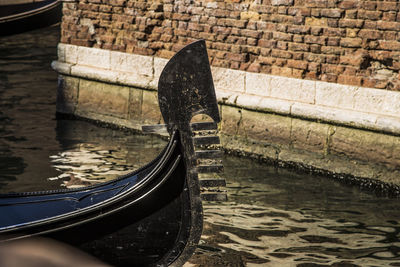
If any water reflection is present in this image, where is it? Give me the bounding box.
[49,119,166,188]
[187,156,400,266]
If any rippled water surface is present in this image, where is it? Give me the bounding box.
[1,26,400,267]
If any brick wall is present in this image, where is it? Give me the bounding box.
[61,0,400,91]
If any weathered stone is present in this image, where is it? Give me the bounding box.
[329,126,396,167]
[393,136,400,168]
[375,116,400,135]
[128,88,143,120]
[57,75,79,114]
[240,110,291,145]
[77,46,111,69]
[64,44,78,64]
[220,105,242,136]
[245,72,271,96]
[77,79,129,118]
[212,67,245,93]
[354,87,388,115]
[270,75,315,103]
[291,118,330,153]
[141,90,162,124]
[57,44,66,62]
[315,81,357,109]
[110,51,153,77]
[148,57,168,89]
[382,90,400,116]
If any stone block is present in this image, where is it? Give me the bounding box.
[117,72,152,89]
[291,102,378,130]
[64,44,78,64]
[77,79,129,118]
[382,90,400,116]
[128,88,143,120]
[392,137,400,168]
[240,110,292,145]
[315,81,357,109]
[57,75,79,114]
[220,105,242,136]
[77,46,110,69]
[354,87,388,115]
[375,116,400,135]
[71,65,118,84]
[329,126,396,167]
[150,57,168,89]
[236,94,261,110]
[57,44,66,62]
[291,118,330,153]
[51,61,71,75]
[111,51,153,77]
[270,75,315,103]
[141,90,162,124]
[258,97,292,115]
[245,72,271,96]
[212,67,245,93]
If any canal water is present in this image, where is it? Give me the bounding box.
[1,25,400,267]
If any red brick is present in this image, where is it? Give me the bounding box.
[293,35,303,43]
[306,0,328,8]
[323,28,346,37]
[288,42,309,52]
[337,75,362,86]
[361,1,376,10]
[304,35,326,45]
[338,0,358,9]
[287,25,310,34]
[271,49,292,59]
[321,46,341,55]
[226,52,248,62]
[340,38,362,48]
[383,31,397,41]
[327,37,340,46]
[271,0,294,6]
[378,41,400,51]
[357,10,382,20]
[377,21,400,31]
[287,59,308,70]
[310,44,321,53]
[320,9,343,18]
[383,12,397,22]
[276,41,288,50]
[273,32,292,41]
[377,2,398,11]
[345,10,357,19]
[358,29,382,40]
[241,29,262,38]
[258,39,277,48]
[321,73,337,82]
[339,19,364,28]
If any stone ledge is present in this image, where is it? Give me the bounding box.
[53,43,400,136]
[57,75,400,190]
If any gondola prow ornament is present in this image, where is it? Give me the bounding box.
[0,40,225,266]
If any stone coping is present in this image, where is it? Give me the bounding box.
[52,43,400,136]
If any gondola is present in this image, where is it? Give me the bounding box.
[0,0,62,36]
[0,40,226,266]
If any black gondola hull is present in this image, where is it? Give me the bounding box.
[0,133,193,266]
[0,0,62,36]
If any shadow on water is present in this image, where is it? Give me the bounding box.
[1,25,400,267]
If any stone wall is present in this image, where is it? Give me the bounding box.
[54,0,400,188]
[61,0,400,91]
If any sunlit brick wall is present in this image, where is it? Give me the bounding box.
[61,0,400,90]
